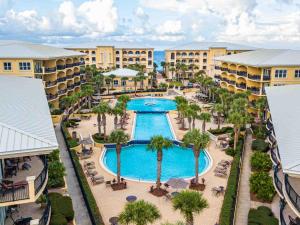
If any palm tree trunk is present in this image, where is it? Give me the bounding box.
[233,127,238,150]
[114,115,118,129]
[134,84,137,96]
[157,151,162,189]
[187,215,194,225]
[107,85,110,95]
[97,113,102,135]
[217,114,221,129]
[192,118,196,129]
[116,145,121,184]
[88,97,91,109]
[194,149,200,184]
[202,121,206,132]
[181,117,185,129]
[188,118,192,131]
[102,114,106,137]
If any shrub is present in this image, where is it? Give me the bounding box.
[252,139,269,152]
[49,192,74,223]
[62,122,79,148]
[250,172,275,202]
[50,213,67,225]
[225,147,235,157]
[252,125,268,139]
[51,108,63,115]
[248,206,278,225]
[47,161,65,188]
[92,133,109,144]
[47,149,60,162]
[251,152,272,171]
[208,127,234,135]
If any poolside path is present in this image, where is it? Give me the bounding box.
[234,132,253,225]
[55,125,92,225]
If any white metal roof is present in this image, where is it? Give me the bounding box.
[167,41,255,51]
[103,68,147,77]
[0,76,58,157]
[265,85,300,175]
[0,40,86,59]
[215,49,300,67]
[66,41,154,49]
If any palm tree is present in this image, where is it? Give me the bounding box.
[119,200,161,225]
[138,72,146,90]
[148,71,155,88]
[60,96,73,117]
[199,112,211,132]
[132,76,140,96]
[111,105,123,129]
[109,74,116,90]
[228,111,249,150]
[121,77,128,91]
[178,102,188,129]
[92,74,104,95]
[213,103,223,129]
[182,130,210,184]
[108,130,129,184]
[147,135,173,189]
[172,190,208,225]
[169,66,176,80]
[189,103,201,129]
[161,61,166,74]
[105,77,112,95]
[185,106,195,131]
[255,97,267,129]
[81,84,94,109]
[68,94,79,116]
[93,101,110,137]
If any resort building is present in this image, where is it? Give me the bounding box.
[265,85,300,224]
[215,49,300,107]
[165,42,254,80]
[66,43,154,72]
[103,68,149,91]
[0,41,87,108]
[0,76,58,225]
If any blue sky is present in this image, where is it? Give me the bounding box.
[1,0,300,49]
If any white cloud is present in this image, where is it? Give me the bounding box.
[156,20,182,35]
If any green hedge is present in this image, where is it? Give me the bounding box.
[252,139,269,152]
[92,133,110,144]
[248,206,278,225]
[208,127,234,135]
[47,150,66,188]
[49,192,74,225]
[219,139,244,225]
[250,152,272,172]
[61,123,79,148]
[250,172,275,202]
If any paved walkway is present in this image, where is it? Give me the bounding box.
[235,132,253,225]
[55,125,92,225]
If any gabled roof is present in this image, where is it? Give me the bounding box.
[167,41,255,51]
[0,40,86,59]
[103,68,147,77]
[265,85,300,175]
[215,49,300,67]
[0,76,58,157]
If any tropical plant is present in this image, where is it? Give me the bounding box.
[132,76,140,95]
[105,77,112,95]
[251,152,272,171]
[109,74,116,90]
[182,130,210,184]
[138,72,146,89]
[147,135,173,189]
[199,112,211,132]
[250,172,275,202]
[121,76,128,91]
[81,84,94,109]
[119,200,161,225]
[213,103,223,129]
[172,190,208,225]
[148,71,156,88]
[48,161,66,188]
[93,101,111,137]
[108,130,129,183]
[118,94,131,128]
[111,105,123,130]
[169,66,176,80]
[189,103,201,129]
[252,139,269,152]
[255,97,267,129]
[92,74,104,95]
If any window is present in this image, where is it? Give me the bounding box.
[203,59,207,63]
[113,80,118,86]
[3,62,12,71]
[116,57,120,62]
[295,70,300,78]
[92,57,96,62]
[122,80,126,86]
[171,53,175,60]
[203,66,207,70]
[275,69,287,78]
[19,62,31,70]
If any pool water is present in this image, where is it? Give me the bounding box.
[134,113,174,140]
[102,98,211,182]
[126,98,176,112]
[103,144,210,182]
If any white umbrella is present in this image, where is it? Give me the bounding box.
[166,178,189,189]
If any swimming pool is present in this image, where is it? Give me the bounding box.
[103,144,210,182]
[126,98,176,112]
[102,98,211,182]
[133,113,174,140]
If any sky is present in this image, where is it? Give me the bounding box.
[0,0,300,49]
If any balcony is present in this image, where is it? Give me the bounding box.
[215,66,221,70]
[44,80,57,88]
[74,72,80,77]
[266,118,273,131]
[35,68,43,74]
[248,74,261,81]
[56,65,66,70]
[220,67,228,72]
[285,175,300,215]
[273,165,284,197]
[66,63,73,68]
[66,75,73,80]
[46,94,58,101]
[237,71,247,77]
[57,77,67,83]
[74,82,81,87]
[236,83,246,89]
[214,75,221,79]
[248,87,261,95]
[79,61,85,65]
[263,75,271,81]
[67,85,74,90]
[73,62,80,67]
[0,156,48,207]
[270,146,280,165]
[44,67,56,73]
[81,80,87,84]
[227,80,236,85]
[228,69,237,74]
[58,89,67,95]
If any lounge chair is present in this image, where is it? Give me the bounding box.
[220,160,231,165]
[84,161,95,167]
[86,169,98,177]
[85,165,96,170]
[93,175,104,180]
[164,193,172,201]
[214,168,227,173]
[214,172,227,177]
[91,176,104,185]
[105,181,111,187]
[80,154,91,160]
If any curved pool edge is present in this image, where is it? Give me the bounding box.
[99,144,213,184]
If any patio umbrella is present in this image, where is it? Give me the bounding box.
[166,178,189,189]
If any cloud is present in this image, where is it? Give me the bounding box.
[156,20,182,35]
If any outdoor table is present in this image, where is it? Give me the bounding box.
[126,195,137,202]
[109,216,118,225]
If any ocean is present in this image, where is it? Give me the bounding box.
[154,51,165,72]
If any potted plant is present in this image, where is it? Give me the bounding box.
[36,194,47,208]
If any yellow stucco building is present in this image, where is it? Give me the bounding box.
[66,43,154,73]
[215,49,300,106]
[0,41,87,108]
[165,42,254,80]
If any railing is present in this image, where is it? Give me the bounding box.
[215,66,221,70]
[66,63,73,68]
[74,72,81,77]
[47,94,58,101]
[35,68,43,73]
[39,192,51,225]
[79,61,85,65]
[73,62,80,67]
[270,147,279,165]
[280,200,287,225]
[67,85,74,90]
[248,74,261,80]
[221,67,228,72]
[57,77,67,82]
[45,67,56,73]
[214,75,221,79]
[237,71,247,77]
[58,89,67,95]
[285,174,300,213]
[34,156,48,195]
[228,69,237,74]
[266,119,273,130]
[0,183,29,203]
[248,87,261,95]
[74,82,81,87]
[236,83,246,89]
[81,80,87,84]
[56,65,66,70]
[66,75,73,79]
[45,80,57,88]
[263,75,271,81]
[274,165,283,196]
[228,80,236,85]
